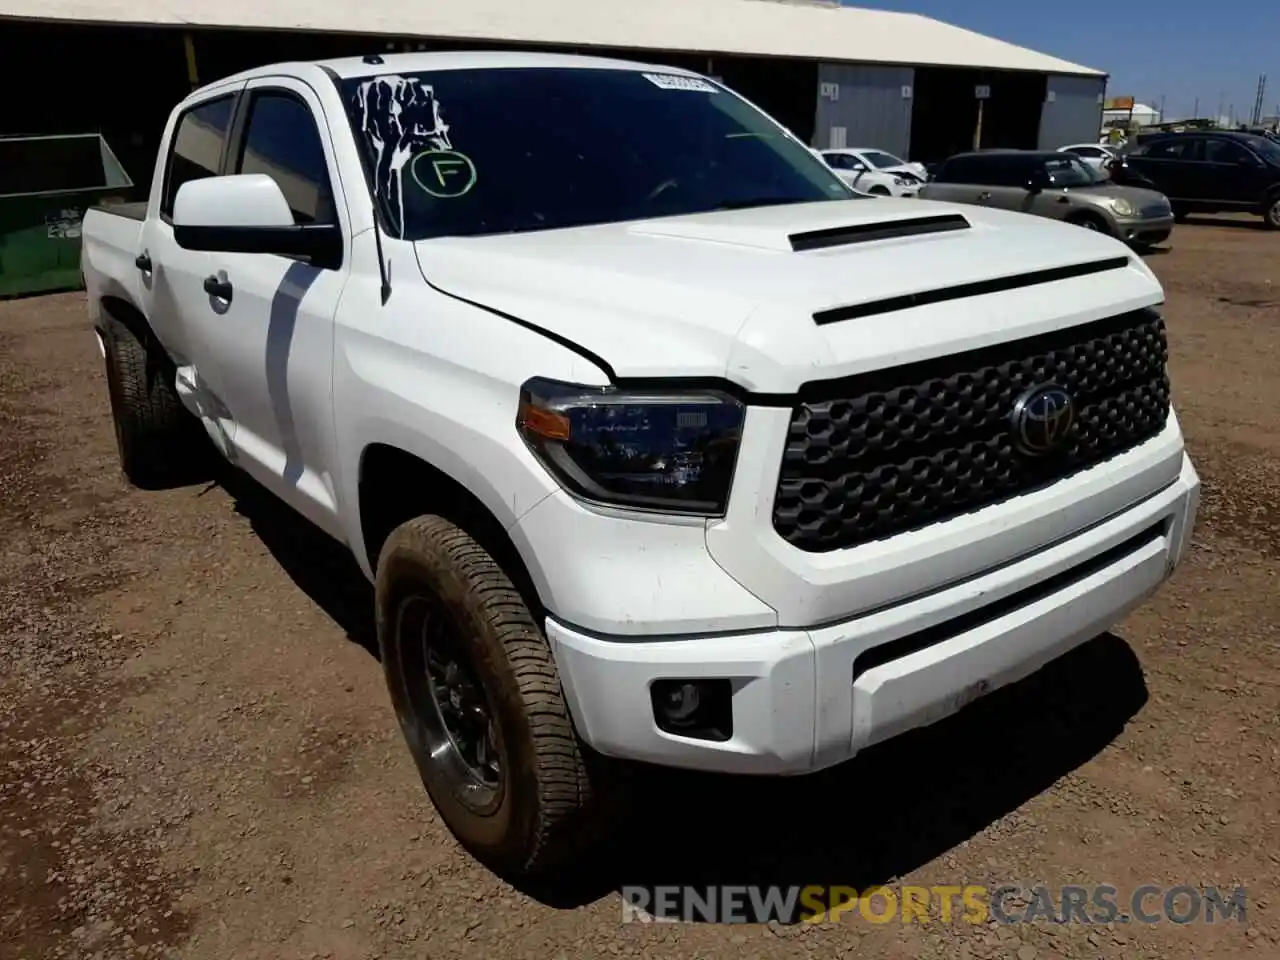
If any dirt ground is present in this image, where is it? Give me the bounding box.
[2,215,1278,960]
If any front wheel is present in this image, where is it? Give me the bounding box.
[1261,194,1280,230]
[1068,213,1109,234]
[375,515,611,877]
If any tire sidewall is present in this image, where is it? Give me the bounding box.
[1264,194,1280,229]
[100,326,135,467]
[375,539,543,870]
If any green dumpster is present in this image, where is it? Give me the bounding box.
[0,133,134,298]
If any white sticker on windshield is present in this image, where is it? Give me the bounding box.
[642,73,718,93]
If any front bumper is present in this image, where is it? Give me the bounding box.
[1115,214,1174,246]
[546,453,1199,775]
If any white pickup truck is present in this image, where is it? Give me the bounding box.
[80,51,1200,879]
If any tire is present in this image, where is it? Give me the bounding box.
[1068,212,1108,234]
[1261,193,1280,230]
[375,515,609,877]
[100,314,206,489]
[869,186,891,196]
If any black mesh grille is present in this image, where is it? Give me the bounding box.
[772,309,1171,553]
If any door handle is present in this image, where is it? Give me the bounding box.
[977,191,992,201]
[134,252,152,272]
[203,275,233,302]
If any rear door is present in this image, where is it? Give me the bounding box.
[188,76,351,537]
[822,152,872,190]
[1126,136,1197,201]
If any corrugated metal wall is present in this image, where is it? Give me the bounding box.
[1037,74,1106,149]
[813,63,915,157]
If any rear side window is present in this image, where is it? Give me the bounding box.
[234,91,336,226]
[982,156,1032,187]
[161,96,235,217]
[934,156,981,183]
[1141,138,1196,160]
[823,153,864,171]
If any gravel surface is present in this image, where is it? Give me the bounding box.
[2,215,1278,960]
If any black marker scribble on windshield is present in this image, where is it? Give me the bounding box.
[353,75,453,236]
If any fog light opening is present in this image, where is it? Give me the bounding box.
[650,678,733,742]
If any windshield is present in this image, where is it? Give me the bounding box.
[1242,135,1280,164]
[342,67,854,240]
[862,150,905,169]
[1044,155,1103,187]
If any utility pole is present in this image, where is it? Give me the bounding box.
[1251,74,1267,126]
[1159,94,1166,123]
[1193,96,1199,119]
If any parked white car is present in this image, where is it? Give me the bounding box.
[838,146,930,183]
[1058,142,1118,172]
[818,149,919,196]
[80,51,1199,881]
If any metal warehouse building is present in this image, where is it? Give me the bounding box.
[0,0,1107,195]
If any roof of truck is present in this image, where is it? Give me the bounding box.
[1,0,1105,77]
[318,50,696,80]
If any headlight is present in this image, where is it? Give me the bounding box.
[516,377,745,516]
[1110,197,1135,217]
[893,176,907,186]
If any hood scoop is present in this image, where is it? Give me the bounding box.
[626,203,970,253]
[789,213,970,252]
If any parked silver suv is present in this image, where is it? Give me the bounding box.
[919,150,1174,248]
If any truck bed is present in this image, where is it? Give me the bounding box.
[80,205,147,322]
[90,200,148,222]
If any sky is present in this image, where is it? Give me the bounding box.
[845,0,1278,123]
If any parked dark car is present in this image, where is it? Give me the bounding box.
[1120,131,1280,228]
[918,150,1174,248]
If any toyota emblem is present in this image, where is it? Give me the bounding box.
[1010,384,1075,455]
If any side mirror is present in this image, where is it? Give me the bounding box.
[172,174,342,268]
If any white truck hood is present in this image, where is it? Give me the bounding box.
[414,198,1164,394]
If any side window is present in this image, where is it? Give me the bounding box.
[161,96,235,218]
[1145,138,1192,160]
[234,91,336,226]
[1074,146,1103,159]
[1204,139,1250,164]
[935,157,977,183]
[966,158,1010,186]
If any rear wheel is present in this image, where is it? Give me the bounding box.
[100,314,207,489]
[375,515,612,877]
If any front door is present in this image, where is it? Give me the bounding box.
[1201,137,1268,207]
[186,77,351,539]
[139,88,244,459]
